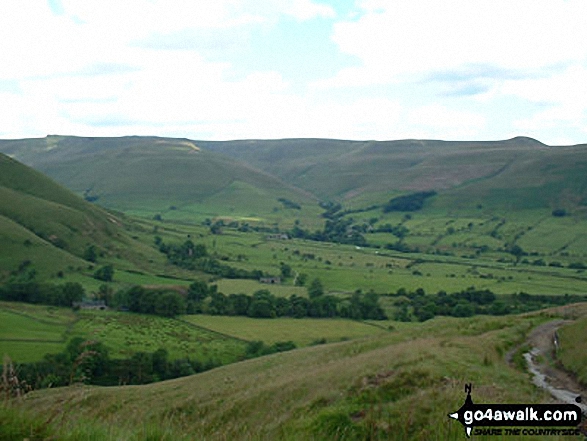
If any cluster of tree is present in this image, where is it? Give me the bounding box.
[157,239,267,280]
[383,191,437,213]
[391,287,587,322]
[16,337,299,391]
[384,241,419,253]
[320,201,381,220]
[94,264,114,282]
[15,338,221,390]
[288,217,367,246]
[115,286,187,318]
[0,281,84,307]
[201,218,281,234]
[320,201,343,219]
[244,340,297,358]
[374,223,409,238]
[278,198,301,210]
[519,258,586,270]
[186,282,387,320]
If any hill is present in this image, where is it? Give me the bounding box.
[197,137,587,212]
[0,136,319,225]
[3,135,587,225]
[4,304,587,440]
[0,153,163,281]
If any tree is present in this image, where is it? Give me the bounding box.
[247,299,276,318]
[154,291,186,318]
[280,262,293,279]
[83,245,97,263]
[295,273,308,286]
[62,282,84,305]
[96,284,113,304]
[152,348,169,380]
[187,280,210,302]
[94,265,114,282]
[307,278,324,299]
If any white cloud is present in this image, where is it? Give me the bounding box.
[407,104,486,139]
[285,0,336,20]
[499,66,587,141]
[0,0,586,143]
[325,0,587,85]
[500,66,587,107]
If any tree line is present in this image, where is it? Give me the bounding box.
[391,287,587,322]
[187,278,387,319]
[156,238,270,280]
[14,336,297,391]
[0,281,84,307]
[110,280,387,320]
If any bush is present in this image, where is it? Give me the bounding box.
[94,265,114,282]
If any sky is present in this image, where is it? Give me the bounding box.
[1,0,586,144]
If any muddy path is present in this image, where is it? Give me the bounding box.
[522,319,587,413]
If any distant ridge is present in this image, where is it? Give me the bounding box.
[1,135,586,217]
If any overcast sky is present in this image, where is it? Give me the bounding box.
[1,0,586,144]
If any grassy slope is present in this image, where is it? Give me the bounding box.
[0,136,319,225]
[8,304,587,440]
[0,302,247,364]
[183,315,388,346]
[557,316,587,385]
[0,301,387,364]
[0,153,171,281]
[6,136,587,225]
[198,137,587,209]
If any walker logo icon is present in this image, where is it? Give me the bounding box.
[448,384,583,438]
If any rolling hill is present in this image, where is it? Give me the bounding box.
[5,304,587,440]
[198,137,587,212]
[0,136,319,224]
[0,153,163,281]
[4,135,586,222]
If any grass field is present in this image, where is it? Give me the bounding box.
[3,137,587,439]
[5,304,586,440]
[0,302,76,362]
[557,316,587,386]
[0,302,247,365]
[183,315,389,346]
[136,216,587,298]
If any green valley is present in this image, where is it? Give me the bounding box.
[1,135,587,440]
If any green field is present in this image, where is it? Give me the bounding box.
[184,315,389,346]
[0,302,246,365]
[2,136,587,439]
[0,303,75,362]
[70,311,247,363]
[5,305,586,440]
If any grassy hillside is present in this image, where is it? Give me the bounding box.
[183,315,388,346]
[0,153,168,282]
[0,136,319,226]
[557,316,587,386]
[0,301,248,365]
[4,304,586,440]
[6,135,587,226]
[198,137,587,213]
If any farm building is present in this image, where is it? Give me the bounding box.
[266,233,289,240]
[72,300,108,310]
